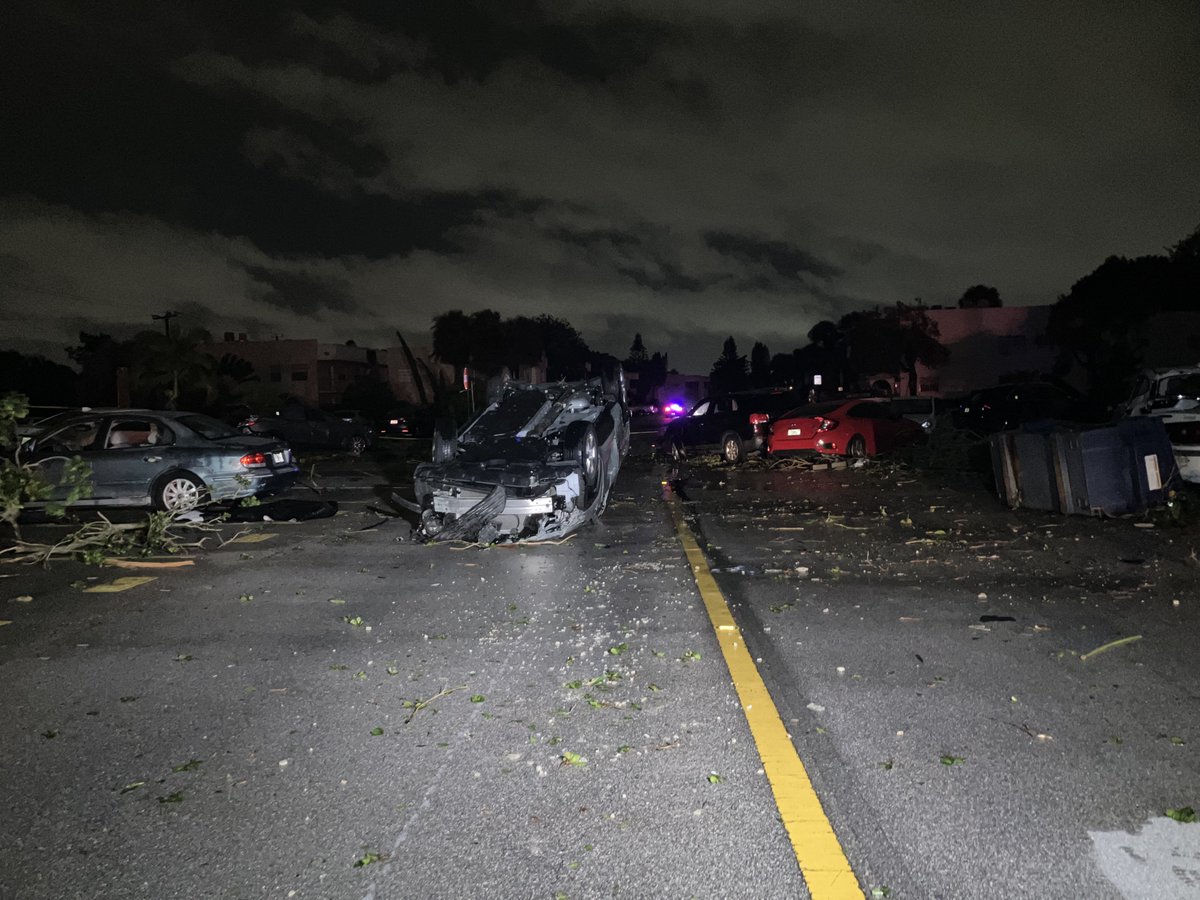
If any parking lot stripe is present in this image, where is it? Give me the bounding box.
[83,576,157,593]
[665,486,864,900]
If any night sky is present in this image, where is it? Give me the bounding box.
[2,1,1198,374]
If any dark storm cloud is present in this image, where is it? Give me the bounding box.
[4,0,1199,376]
[1,2,549,260]
[615,262,706,293]
[244,265,357,317]
[704,232,842,281]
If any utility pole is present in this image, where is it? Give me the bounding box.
[152,311,179,337]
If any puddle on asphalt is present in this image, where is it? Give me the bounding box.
[1090,816,1200,899]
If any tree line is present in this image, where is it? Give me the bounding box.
[3,223,1196,412]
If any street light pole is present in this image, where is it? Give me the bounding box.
[152,311,179,337]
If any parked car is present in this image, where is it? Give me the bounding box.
[238,401,373,455]
[660,390,804,463]
[1123,365,1200,483]
[413,374,629,543]
[889,395,952,432]
[766,398,924,459]
[18,409,298,511]
[952,381,1106,434]
[377,405,436,439]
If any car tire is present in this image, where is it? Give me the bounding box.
[846,435,867,458]
[347,435,369,456]
[601,364,625,405]
[720,432,743,464]
[432,419,458,463]
[152,472,206,512]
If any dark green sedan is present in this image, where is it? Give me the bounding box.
[19,409,299,512]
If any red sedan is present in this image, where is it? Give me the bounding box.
[766,398,924,459]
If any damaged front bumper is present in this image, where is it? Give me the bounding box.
[414,461,597,543]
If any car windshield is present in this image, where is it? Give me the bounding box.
[1157,374,1200,400]
[176,413,241,440]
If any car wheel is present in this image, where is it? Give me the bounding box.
[601,363,625,404]
[846,435,867,458]
[720,432,743,464]
[432,419,458,463]
[347,435,368,456]
[153,473,206,512]
[580,424,600,490]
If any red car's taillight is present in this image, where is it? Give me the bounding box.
[817,418,837,432]
[749,412,769,426]
[240,452,268,467]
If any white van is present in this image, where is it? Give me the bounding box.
[1124,365,1200,483]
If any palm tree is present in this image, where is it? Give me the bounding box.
[129,327,220,410]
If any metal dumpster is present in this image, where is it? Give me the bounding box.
[991,418,1177,515]
[1052,418,1176,516]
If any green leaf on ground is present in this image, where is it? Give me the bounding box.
[940,755,966,766]
[1166,806,1196,823]
[386,666,399,676]
[157,792,183,804]
[119,781,145,794]
[618,745,631,754]
[329,664,348,670]
[342,615,364,627]
[707,773,723,784]
[871,887,892,898]
[353,671,367,681]
[353,851,383,867]
[880,759,894,770]
[561,751,586,767]
[238,594,253,603]
[172,759,203,772]
[607,643,628,656]
[470,695,485,703]
[648,683,661,692]
[370,727,384,736]
[565,680,583,689]
[174,654,192,662]
[328,597,346,605]
[681,650,701,662]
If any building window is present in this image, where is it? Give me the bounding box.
[291,370,308,382]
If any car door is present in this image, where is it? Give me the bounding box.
[94,416,174,501]
[304,407,334,447]
[675,400,712,449]
[22,416,104,501]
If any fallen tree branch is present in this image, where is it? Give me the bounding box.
[1080,634,1142,662]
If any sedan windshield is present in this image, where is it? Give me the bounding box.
[176,414,241,440]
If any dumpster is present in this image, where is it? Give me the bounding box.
[991,418,1177,516]
[989,420,1059,511]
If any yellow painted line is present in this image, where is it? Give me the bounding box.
[226,533,277,544]
[664,484,864,900]
[83,576,157,593]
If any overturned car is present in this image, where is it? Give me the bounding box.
[413,375,630,543]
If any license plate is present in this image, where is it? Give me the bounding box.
[787,428,802,436]
[271,451,287,464]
